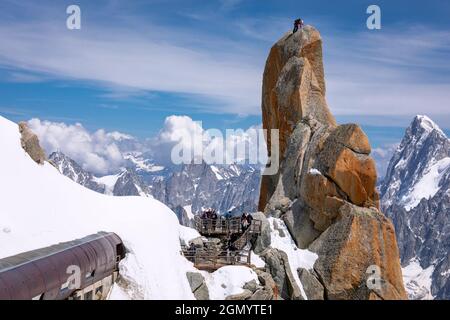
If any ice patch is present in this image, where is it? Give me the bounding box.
[203,266,259,300]
[402,259,434,300]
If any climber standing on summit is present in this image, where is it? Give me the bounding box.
[293,18,304,34]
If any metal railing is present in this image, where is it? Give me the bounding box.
[194,216,262,236]
[181,247,252,270]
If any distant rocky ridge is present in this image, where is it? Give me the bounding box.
[151,162,260,217]
[49,151,260,223]
[258,26,406,299]
[49,152,106,193]
[380,115,450,300]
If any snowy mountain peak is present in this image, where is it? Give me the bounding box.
[380,115,450,300]
[381,115,450,212]
[411,115,446,138]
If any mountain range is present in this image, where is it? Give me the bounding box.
[380,115,450,300]
[49,151,260,225]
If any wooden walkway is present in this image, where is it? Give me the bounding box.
[182,216,262,271]
[182,248,252,271]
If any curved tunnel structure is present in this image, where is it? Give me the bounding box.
[0,232,125,300]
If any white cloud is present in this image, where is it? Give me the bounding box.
[27,115,266,174]
[27,119,132,175]
[150,116,205,164]
[150,115,266,165]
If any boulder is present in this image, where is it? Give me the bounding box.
[297,268,324,300]
[255,269,276,300]
[189,237,205,248]
[194,283,210,301]
[225,289,253,300]
[248,289,272,300]
[318,125,379,208]
[18,122,46,165]
[309,203,407,300]
[261,248,303,300]
[330,124,371,154]
[186,272,210,300]
[255,269,276,292]
[186,272,204,292]
[283,200,321,249]
[243,279,259,293]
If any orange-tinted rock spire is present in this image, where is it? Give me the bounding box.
[258,26,406,300]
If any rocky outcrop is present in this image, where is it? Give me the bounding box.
[186,272,210,300]
[297,268,324,300]
[226,278,273,300]
[259,26,336,211]
[257,26,406,300]
[226,289,253,300]
[251,212,271,254]
[309,203,406,300]
[18,122,46,165]
[174,206,195,228]
[260,248,303,300]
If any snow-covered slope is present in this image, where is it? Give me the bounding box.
[0,116,195,299]
[380,115,450,300]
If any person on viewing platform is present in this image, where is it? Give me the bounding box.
[241,212,253,232]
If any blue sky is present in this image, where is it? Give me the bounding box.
[0,0,450,143]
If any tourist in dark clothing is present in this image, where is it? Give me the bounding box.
[241,212,250,232]
[210,210,218,229]
[293,18,304,33]
[187,243,196,262]
[246,213,254,227]
[224,210,232,219]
